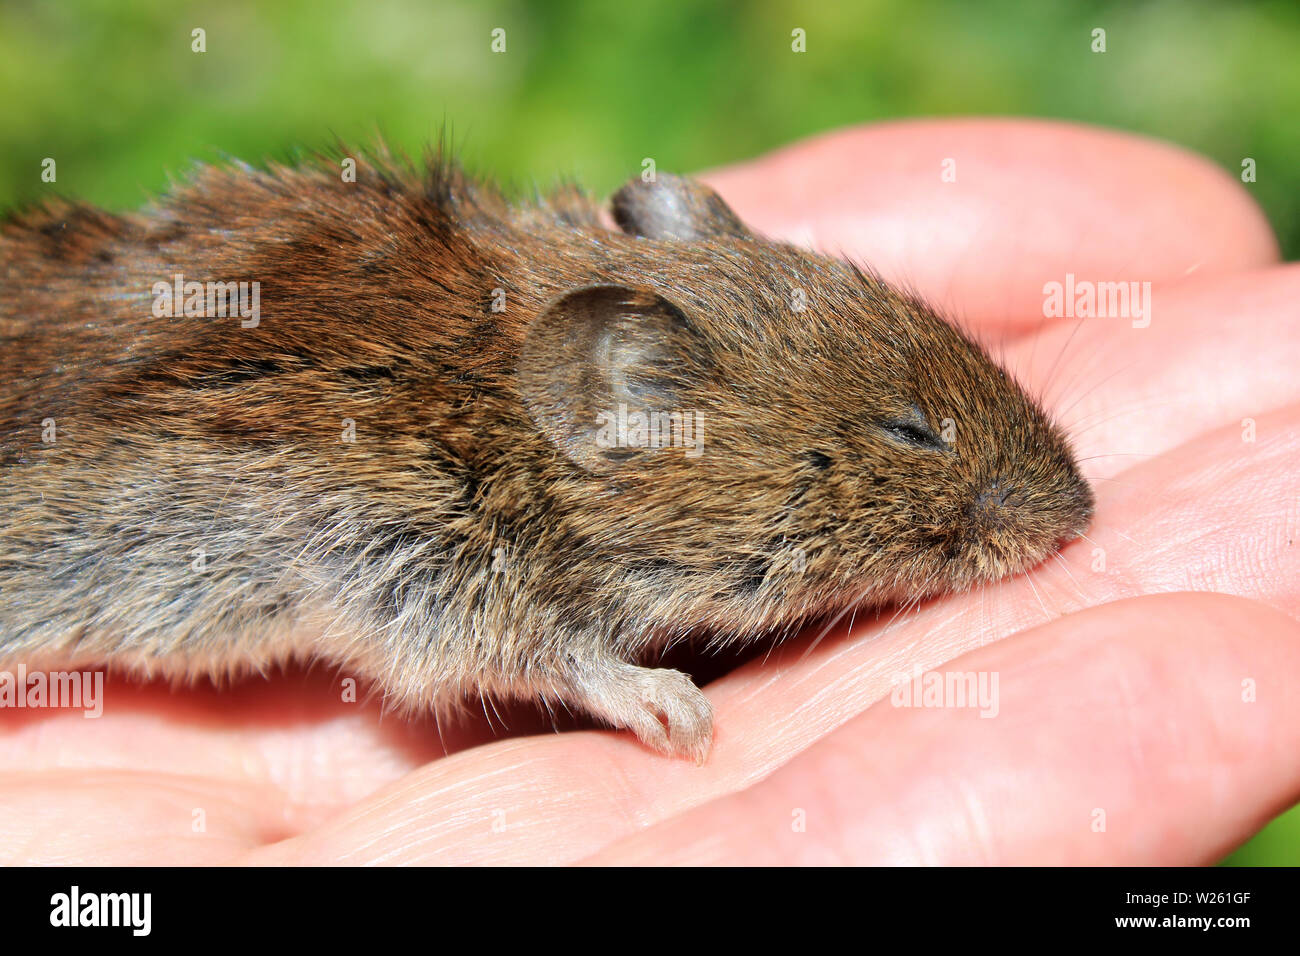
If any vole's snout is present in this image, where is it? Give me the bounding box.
[967,479,1026,535]
[959,463,1094,582]
[1062,473,1096,542]
[973,478,1016,511]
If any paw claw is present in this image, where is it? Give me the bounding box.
[571,662,714,762]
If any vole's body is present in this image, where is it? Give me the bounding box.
[0,152,1092,759]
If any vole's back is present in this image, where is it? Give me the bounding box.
[1,160,584,425]
[0,159,601,689]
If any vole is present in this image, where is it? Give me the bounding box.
[0,149,1093,761]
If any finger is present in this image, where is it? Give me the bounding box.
[0,770,277,865]
[585,592,1300,864]
[0,670,450,858]
[1010,264,1300,480]
[703,119,1279,333]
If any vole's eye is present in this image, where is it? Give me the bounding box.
[879,419,947,452]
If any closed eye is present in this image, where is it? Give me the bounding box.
[880,420,947,451]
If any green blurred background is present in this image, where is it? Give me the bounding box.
[0,0,1296,863]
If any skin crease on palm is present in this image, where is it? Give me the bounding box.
[2,118,1298,866]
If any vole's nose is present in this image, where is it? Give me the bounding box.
[973,479,1013,511]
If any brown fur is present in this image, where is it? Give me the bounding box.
[0,148,1092,760]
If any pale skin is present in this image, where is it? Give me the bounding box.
[2,119,1297,865]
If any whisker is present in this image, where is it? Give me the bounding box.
[1051,552,1089,606]
[1076,452,1154,462]
[1023,567,1052,621]
[1039,315,1088,406]
[794,588,874,666]
[1061,396,1177,437]
[1093,521,1138,545]
[1051,357,1144,422]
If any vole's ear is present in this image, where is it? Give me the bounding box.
[611,174,750,241]
[518,285,711,473]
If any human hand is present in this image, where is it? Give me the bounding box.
[3,119,1296,865]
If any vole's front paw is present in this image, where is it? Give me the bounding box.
[571,660,714,763]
